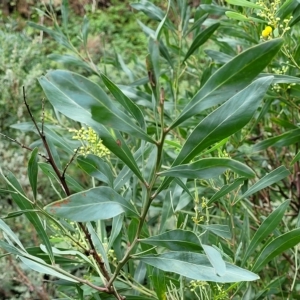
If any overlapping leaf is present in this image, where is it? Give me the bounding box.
[45,187,138,221]
[170,39,283,129]
[137,252,259,282]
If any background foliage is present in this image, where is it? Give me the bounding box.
[1,0,300,299]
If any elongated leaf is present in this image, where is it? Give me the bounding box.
[225,11,250,21]
[174,77,272,167]
[3,171,54,263]
[236,166,290,203]
[45,187,138,221]
[152,268,166,300]
[185,13,208,36]
[259,73,300,84]
[200,224,232,239]
[252,228,300,272]
[202,244,226,276]
[108,214,124,249]
[39,70,154,143]
[276,0,298,19]
[170,39,283,129]
[291,149,300,165]
[225,0,262,9]
[159,158,255,179]
[28,148,39,200]
[208,177,245,204]
[82,15,89,46]
[253,128,300,151]
[131,1,174,31]
[39,162,84,193]
[86,222,111,272]
[77,154,114,187]
[38,71,145,183]
[20,256,78,282]
[101,74,145,129]
[183,23,220,62]
[48,54,93,73]
[137,252,259,282]
[242,200,290,266]
[139,230,202,252]
[156,77,273,195]
[27,22,73,50]
[0,219,26,251]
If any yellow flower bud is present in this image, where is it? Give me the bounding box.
[262,26,273,38]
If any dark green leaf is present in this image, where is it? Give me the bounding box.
[38,71,145,183]
[242,200,290,266]
[39,70,154,143]
[152,268,166,300]
[77,154,114,187]
[159,158,255,179]
[171,39,283,128]
[139,230,202,252]
[28,148,39,200]
[236,166,290,203]
[252,228,300,272]
[101,74,145,128]
[208,177,246,204]
[253,128,300,151]
[183,23,220,62]
[157,77,273,195]
[185,13,208,36]
[276,0,298,20]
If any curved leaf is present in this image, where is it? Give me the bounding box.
[101,73,145,128]
[170,39,283,129]
[174,76,273,167]
[3,171,54,263]
[28,148,39,200]
[45,187,138,221]
[242,200,290,266]
[183,22,220,62]
[77,154,114,187]
[139,230,202,252]
[236,166,290,203]
[38,71,146,183]
[208,177,246,204]
[225,0,263,9]
[252,228,300,272]
[39,70,154,143]
[202,244,226,276]
[156,77,273,195]
[253,128,300,151]
[137,252,259,283]
[159,158,255,179]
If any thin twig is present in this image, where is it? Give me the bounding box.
[62,147,79,178]
[42,97,45,134]
[0,133,49,161]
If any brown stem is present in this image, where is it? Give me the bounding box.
[22,87,122,299]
